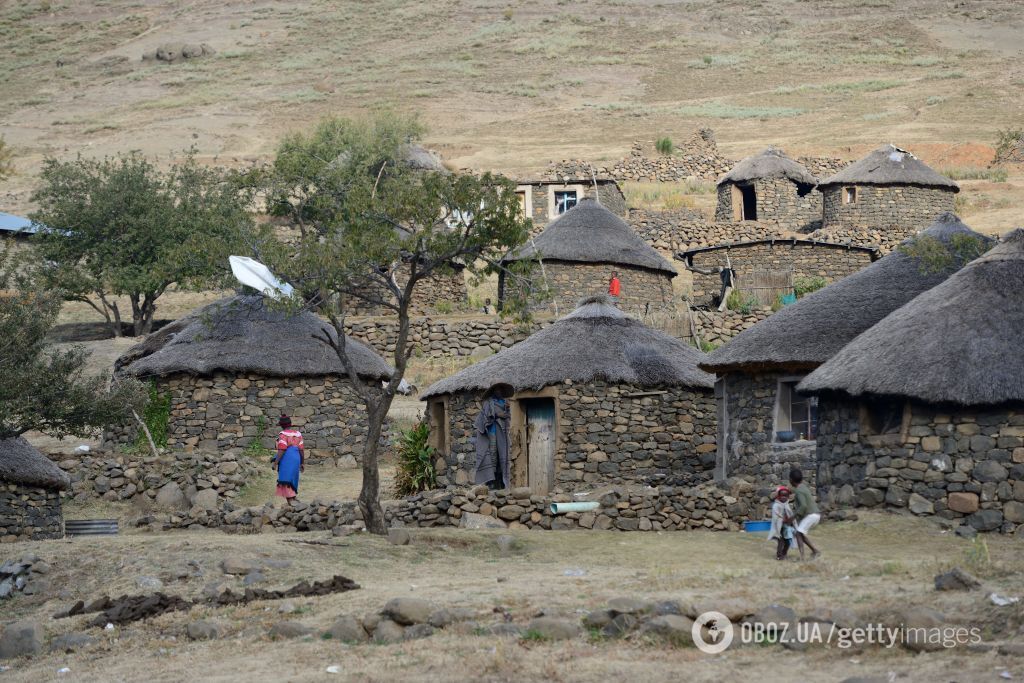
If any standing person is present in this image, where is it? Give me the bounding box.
[608,271,621,299]
[274,414,304,501]
[768,486,796,561]
[789,467,821,559]
[474,385,511,490]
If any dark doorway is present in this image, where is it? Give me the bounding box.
[740,185,757,220]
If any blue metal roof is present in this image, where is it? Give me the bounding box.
[0,212,38,235]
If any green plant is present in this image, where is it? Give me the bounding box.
[698,340,719,353]
[725,289,757,314]
[655,136,673,155]
[793,275,828,299]
[995,127,1023,161]
[771,293,785,312]
[502,7,513,20]
[520,628,550,642]
[434,299,454,314]
[245,415,267,455]
[964,537,991,572]
[393,422,438,496]
[136,381,170,450]
[900,233,992,274]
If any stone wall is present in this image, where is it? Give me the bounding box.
[821,185,956,238]
[816,398,1024,533]
[345,267,468,316]
[0,483,63,542]
[610,131,732,181]
[715,177,822,232]
[717,371,817,486]
[431,381,717,491]
[628,211,813,254]
[107,373,374,463]
[505,261,676,318]
[56,450,257,504]
[690,308,771,347]
[345,316,543,358]
[686,240,876,307]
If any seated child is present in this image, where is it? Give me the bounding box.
[768,485,796,561]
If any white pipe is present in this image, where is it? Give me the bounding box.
[549,501,600,515]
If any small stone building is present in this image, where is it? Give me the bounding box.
[699,214,991,485]
[515,178,627,228]
[499,198,677,317]
[421,296,717,493]
[818,144,959,239]
[1,437,69,542]
[114,294,393,461]
[715,147,821,231]
[800,230,1022,533]
[679,238,878,308]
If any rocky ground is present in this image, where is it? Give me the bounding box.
[0,512,1022,682]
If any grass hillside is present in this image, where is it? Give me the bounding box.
[1,0,1022,232]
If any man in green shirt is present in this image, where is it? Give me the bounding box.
[789,467,821,560]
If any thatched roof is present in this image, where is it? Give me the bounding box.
[503,199,677,275]
[421,295,712,398]
[718,147,817,186]
[701,213,991,373]
[0,437,70,490]
[800,229,1024,405]
[818,144,959,191]
[118,295,393,380]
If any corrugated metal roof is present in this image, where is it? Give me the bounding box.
[0,212,38,235]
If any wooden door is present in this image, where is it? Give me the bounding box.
[524,398,556,494]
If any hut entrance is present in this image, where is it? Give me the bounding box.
[731,184,757,221]
[511,397,556,494]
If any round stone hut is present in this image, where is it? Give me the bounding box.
[1,437,69,541]
[799,229,1022,532]
[700,214,991,485]
[115,294,393,461]
[818,144,959,243]
[421,295,716,493]
[715,147,820,231]
[499,198,677,317]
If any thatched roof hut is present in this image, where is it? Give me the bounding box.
[818,144,959,191]
[0,437,70,490]
[502,199,676,275]
[423,296,711,398]
[800,229,1024,405]
[718,147,817,186]
[701,213,991,373]
[118,294,392,380]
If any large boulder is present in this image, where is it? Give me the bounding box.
[192,488,219,511]
[186,620,223,641]
[0,620,44,659]
[896,608,945,652]
[947,492,979,514]
[908,493,934,515]
[967,509,1003,531]
[382,598,434,626]
[326,615,367,643]
[934,567,981,592]
[525,617,581,641]
[640,615,695,646]
[460,512,507,530]
[155,481,187,510]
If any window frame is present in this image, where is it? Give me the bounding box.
[547,184,585,217]
[843,186,858,204]
[773,376,818,442]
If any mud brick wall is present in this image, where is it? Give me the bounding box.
[816,399,1024,533]
[107,373,374,462]
[432,382,716,491]
[821,184,956,235]
[687,241,875,307]
[717,371,817,486]
[715,177,822,232]
[506,261,675,318]
[0,484,63,542]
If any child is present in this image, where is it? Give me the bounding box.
[789,467,821,560]
[769,485,796,560]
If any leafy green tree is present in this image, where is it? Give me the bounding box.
[265,114,534,534]
[29,151,263,337]
[0,242,146,439]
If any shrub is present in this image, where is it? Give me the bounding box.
[393,423,437,496]
[725,289,757,314]
[994,127,1023,161]
[698,340,719,353]
[434,299,454,314]
[137,381,171,450]
[900,233,992,274]
[793,275,828,299]
[655,137,673,155]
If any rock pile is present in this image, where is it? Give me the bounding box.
[0,554,50,600]
[143,43,216,63]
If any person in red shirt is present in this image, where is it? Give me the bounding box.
[608,272,621,298]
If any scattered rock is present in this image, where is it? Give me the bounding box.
[372,619,405,644]
[967,509,1003,532]
[136,576,163,590]
[382,598,434,626]
[147,42,216,63]
[955,525,978,540]
[689,598,755,621]
[0,620,44,659]
[48,632,96,653]
[460,512,507,530]
[428,607,475,628]
[582,609,614,629]
[387,528,411,546]
[641,615,695,646]
[268,621,313,639]
[934,568,981,591]
[602,613,637,638]
[242,572,266,586]
[607,597,653,616]
[998,643,1024,656]
[278,601,297,614]
[220,558,262,576]
[403,624,435,640]
[896,608,945,652]
[525,617,580,641]
[186,620,222,641]
[327,615,368,643]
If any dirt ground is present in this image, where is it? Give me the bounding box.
[1,512,1022,682]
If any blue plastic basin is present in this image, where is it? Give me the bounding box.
[744,520,772,535]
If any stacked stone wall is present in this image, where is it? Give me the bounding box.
[108,373,372,462]
[719,371,817,486]
[433,382,717,491]
[506,261,675,318]
[715,177,822,232]
[0,483,63,542]
[345,316,543,358]
[687,241,876,307]
[816,399,1024,533]
[821,185,956,244]
[345,266,468,316]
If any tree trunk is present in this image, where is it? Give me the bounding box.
[358,399,389,534]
